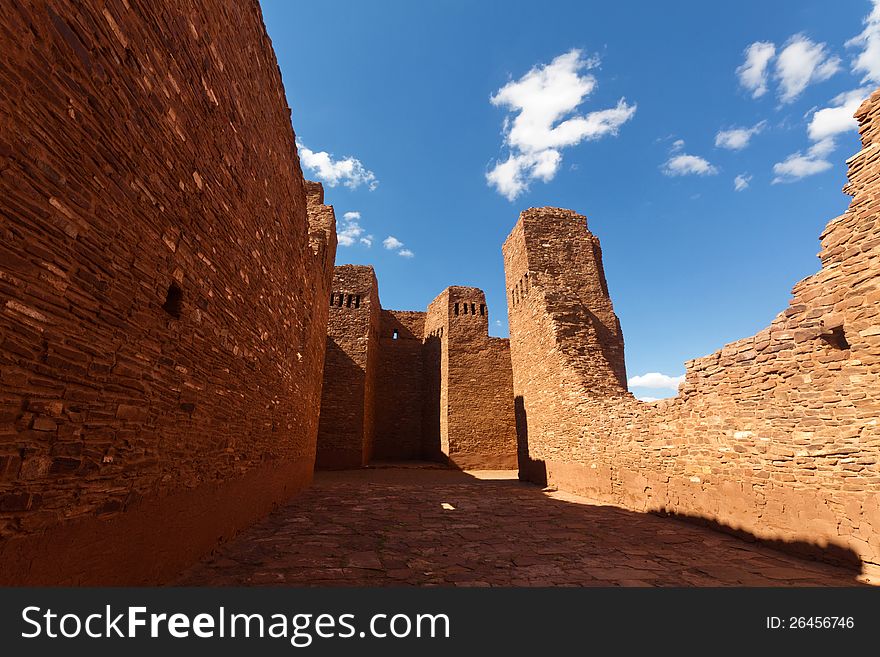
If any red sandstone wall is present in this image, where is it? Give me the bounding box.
[315,265,379,468]
[0,0,334,584]
[424,290,452,457]
[448,335,519,469]
[422,299,445,460]
[304,182,338,464]
[504,94,880,571]
[427,287,518,469]
[318,281,518,469]
[503,209,628,480]
[374,310,426,460]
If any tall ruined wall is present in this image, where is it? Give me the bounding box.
[0,1,335,584]
[303,182,338,464]
[505,207,626,396]
[318,281,518,469]
[374,310,425,460]
[504,92,880,571]
[503,208,628,478]
[424,290,452,457]
[426,287,518,469]
[315,265,379,469]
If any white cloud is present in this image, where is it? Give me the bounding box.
[637,396,659,403]
[381,235,414,258]
[808,87,872,141]
[671,139,685,152]
[297,143,378,190]
[772,137,836,183]
[773,85,867,184]
[486,49,636,200]
[734,173,752,191]
[336,210,371,248]
[662,153,719,177]
[628,372,685,390]
[737,41,776,98]
[715,121,766,150]
[383,236,404,250]
[774,35,841,103]
[486,151,562,201]
[753,9,876,185]
[846,0,880,84]
[337,226,361,247]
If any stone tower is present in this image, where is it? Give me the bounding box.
[314,278,518,471]
[423,287,517,469]
[502,207,627,479]
[503,207,626,391]
[315,265,381,469]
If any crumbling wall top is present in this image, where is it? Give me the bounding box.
[854,88,880,148]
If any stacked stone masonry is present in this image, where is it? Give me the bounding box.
[316,274,518,470]
[504,91,880,572]
[315,265,380,469]
[1,0,879,586]
[0,0,335,584]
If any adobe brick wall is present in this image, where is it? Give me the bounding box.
[0,0,335,584]
[316,265,380,468]
[504,91,880,571]
[317,279,518,468]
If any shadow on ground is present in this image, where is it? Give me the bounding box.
[175,466,866,587]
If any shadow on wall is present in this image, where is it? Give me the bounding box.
[421,334,443,461]
[554,306,627,388]
[513,397,864,576]
[315,337,368,470]
[176,467,866,586]
[515,396,546,486]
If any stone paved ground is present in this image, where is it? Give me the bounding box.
[176,466,868,586]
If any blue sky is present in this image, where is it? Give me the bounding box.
[262,0,879,400]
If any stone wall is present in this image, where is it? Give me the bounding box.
[504,91,880,572]
[428,287,518,469]
[315,265,379,469]
[374,310,426,461]
[317,276,518,468]
[0,0,335,584]
[424,290,453,458]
